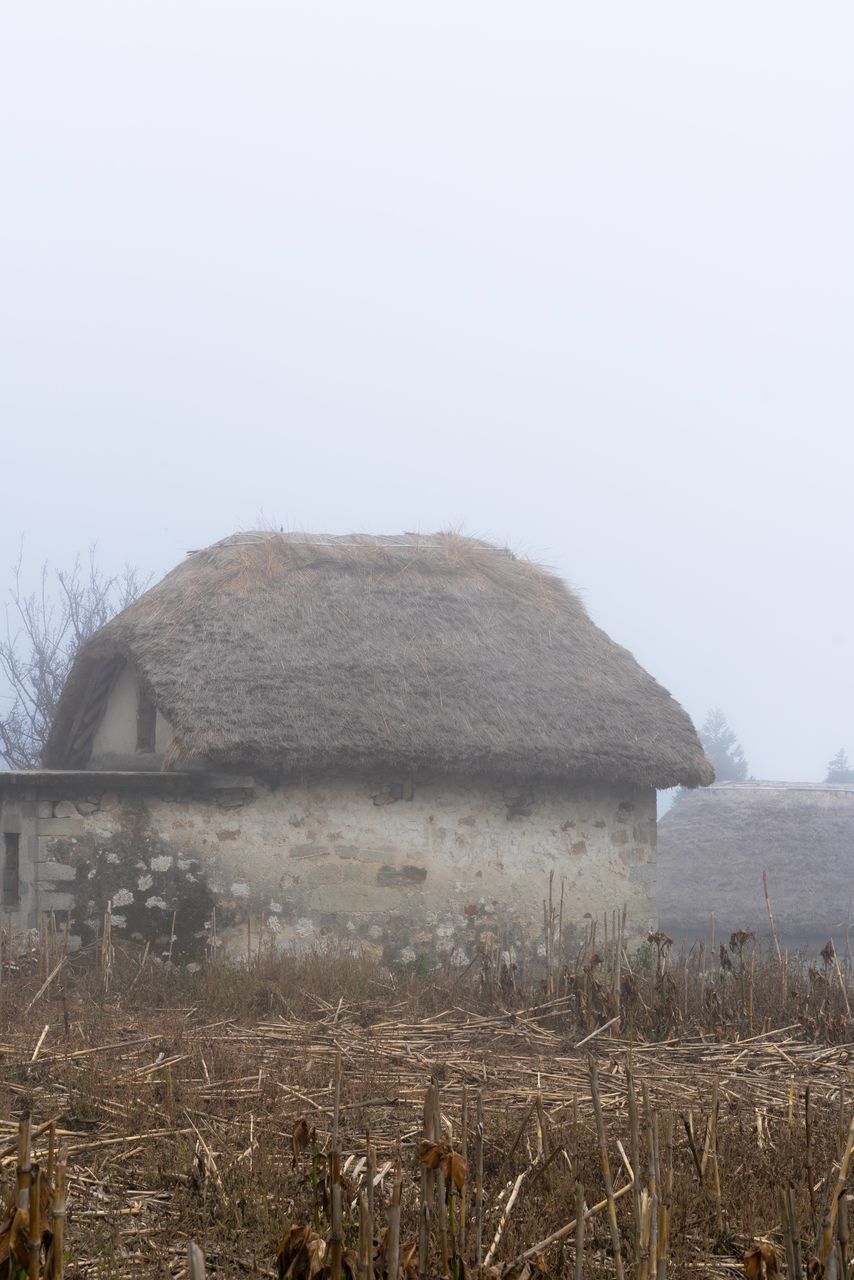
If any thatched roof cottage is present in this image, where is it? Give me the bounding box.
[0,532,711,961]
[658,782,854,948]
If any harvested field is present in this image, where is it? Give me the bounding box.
[1,929,854,1278]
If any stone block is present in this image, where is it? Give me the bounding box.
[36,818,85,837]
[39,891,75,911]
[37,861,77,882]
[37,801,54,819]
[53,801,77,818]
[334,844,359,860]
[304,861,363,886]
[376,864,428,886]
[290,844,330,860]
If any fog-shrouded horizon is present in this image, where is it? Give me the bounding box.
[1,2,851,786]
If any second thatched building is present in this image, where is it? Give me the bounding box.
[0,532,711,962]
[658,781,854,949]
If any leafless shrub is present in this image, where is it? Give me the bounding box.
[0,543,147,767]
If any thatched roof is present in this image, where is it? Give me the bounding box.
[45,532,712,787]
[658,782,854,944]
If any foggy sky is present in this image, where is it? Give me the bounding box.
[1,3,852,785]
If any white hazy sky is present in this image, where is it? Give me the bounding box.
[1,2,852,783]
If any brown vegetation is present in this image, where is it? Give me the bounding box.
[1,923,853,1277]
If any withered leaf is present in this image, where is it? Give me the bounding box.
[8,1209,30,1271]
[743,1242,779,1280]
[340,1248,361,1280]
[440,1150,467,1191]
[292,1118,311,1147]
[400,1240,419,1280]
[417,1138,448,1170]
[647,931,673,948]
[276,1224,327,1280]
[291,1118,314,1162]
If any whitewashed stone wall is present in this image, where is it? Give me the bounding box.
[1,775,658,965]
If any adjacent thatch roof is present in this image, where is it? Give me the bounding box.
[658,782,854,944]
[45,531,712,787]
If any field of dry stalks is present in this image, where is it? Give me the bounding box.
[1,923,854,1280]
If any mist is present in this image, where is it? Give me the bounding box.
[1,1,852,782]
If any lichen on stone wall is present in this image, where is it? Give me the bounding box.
[45,798,217,961]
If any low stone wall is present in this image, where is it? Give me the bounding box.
[0,773,658,966]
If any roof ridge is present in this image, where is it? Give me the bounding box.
[710,781,854,793]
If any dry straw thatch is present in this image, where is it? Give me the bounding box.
[46,531,711,787]
[658,780,854,944]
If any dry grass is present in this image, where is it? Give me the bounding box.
[0,929,853,1278]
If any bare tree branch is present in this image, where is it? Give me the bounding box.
[0,542,149,768]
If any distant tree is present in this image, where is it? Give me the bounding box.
[825,748,854,784]
[699,707,749,782]
[0,545,147,769]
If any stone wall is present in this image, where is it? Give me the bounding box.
[0,773,658,966]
